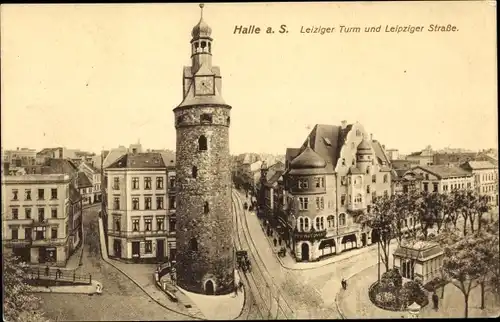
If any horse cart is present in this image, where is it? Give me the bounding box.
[236,250,252,272]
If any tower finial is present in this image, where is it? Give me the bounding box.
[307,136,312,148]
[199,3,204,19]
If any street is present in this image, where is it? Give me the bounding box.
[232,189,393,319]
[38,204,193,321]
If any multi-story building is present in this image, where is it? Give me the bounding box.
[79,162,102,203]
[386,149,400,161]
[258,161,286,235]
[104,152,176,263]
[1,173,82,266]
[405,146,434,166]
[3,148,37,166]
[411,165,474,194]
[461,161,499,206]
[433,151,477,166]
[283,122,392,262]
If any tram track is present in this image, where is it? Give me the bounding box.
[232,190,295,319]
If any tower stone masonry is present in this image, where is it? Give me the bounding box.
[173,4,234,295]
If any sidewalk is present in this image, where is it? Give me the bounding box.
[31,279,102,295]
[337,264,500,318]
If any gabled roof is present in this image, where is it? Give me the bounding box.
[82,161,99,173]
[414,165,472,179]
[462,160,497,170]
[107,152,167,169]
[77,172,93,188]
[160,151,176,168]
[40,159,79,176]
[103,148,127,169]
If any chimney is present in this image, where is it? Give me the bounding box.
[17,147,19,151]
[341,120,347,129]
[370,133,373,141]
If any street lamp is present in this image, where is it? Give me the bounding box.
[407,302,421,318]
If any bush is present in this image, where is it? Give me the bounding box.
[380,268,403,291]
[424,277,447,292]
[375,292,396,306]
[401,280,428,307]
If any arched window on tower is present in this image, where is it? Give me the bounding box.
[208,42,211,53]
[189,238,198,251]
[192,166,198,178]
[227,116,230,126]
[204,201,209,214]
[198,135,208,151]
[201,41,206,51]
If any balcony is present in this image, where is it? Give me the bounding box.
[3,239,32,247]
[337,225,359,236]
[6,218,34,226]
[31,237,69,247]
[347,203,366,212]
[107,230,175,238]
[293,228,327,241]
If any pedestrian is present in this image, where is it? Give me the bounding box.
[432,291,439,310]
[239,281,243,291]
[45,265,49,276]
[278,238,282,246]
[341,278,347,290]
[273,238,277,247]
[234,284,238,296]
[57,268,62,279]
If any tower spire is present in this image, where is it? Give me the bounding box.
[199,3,204,20]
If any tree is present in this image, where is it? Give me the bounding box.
[413,191,434,240]
[475,194,491,232]
[472,230,498,309]
[3,249,51,322]
[442,233,485,318]
[389,193,414,245]
[427,192,448,234]
[362,195,394,273]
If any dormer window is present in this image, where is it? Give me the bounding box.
[200,113,213,124]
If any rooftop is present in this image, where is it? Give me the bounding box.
[416,165,472,179]
[107,152,169,169]
[462,160,497,170]
[393,240,444,261]
[2,174,70,183]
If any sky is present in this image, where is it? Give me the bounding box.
[1,2,497,155]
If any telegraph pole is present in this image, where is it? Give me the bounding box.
[377,228,381,282]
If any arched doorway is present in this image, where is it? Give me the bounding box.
[301,243,309,261]
[205,280,214,295]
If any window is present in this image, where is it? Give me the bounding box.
[315,197,324,210]
[299,218,304,231]
[467,182,471,189]
[114,197,120,210]
[316,217,320,229]
[132,198,139,210]
[144,218,152,231]
[315,177,321,188]
[25,189,31,200]
[113,177,120,190]
[156,177,164,189]
[12,208,19,220]
[304,217,310,231]
[132,218,140,232]
[114,219,121,231]
[12,189,18,200]
[366,166,371,174]
[298,197,309,210]
[355,194,362,203]
[315,217,325,230]
[169,176,176,189]
[25,208,31,219]
[140,177,150,190]
[51,209,57,218]
[198,135,208,151]
[200,113,213,124]
[192,166,198,178]
[339,213,346,226]
[384,190,388,197]
[443,185,448,191]
[38,208,45,222]
[341,194,346,206]
[356,129,361,136]
[372,175,376,183]
[145,241,153,253]
[51,228,57,239]
[156,196,164,209]
[342,158,346,166]
[327,215,335,228]
[157,216,165,231]
[38,189,45,200]
[204,201,210,214]
[145,197,152,210]
[35,227,45,240]
[425,174,429,180]
[189,238,198,251]
[24,228,32,240]
[169,217,176,232]
[132,177,139,189]
[11,229,18,240]
[298,179,309,189]
[367,185,371,193]
[227,116,231,125]
[169,196,176,209]
[423,183,428,192]
[383,174,388,183]
[51,188,57,199]
[433,183,439,192]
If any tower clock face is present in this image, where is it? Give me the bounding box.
[195,76,215,96]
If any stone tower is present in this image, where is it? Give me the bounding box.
[173,4,234,295]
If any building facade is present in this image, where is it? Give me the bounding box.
[433,152,477,166]
[1,174,82,266]
[3,148,37,166]
[79,162,102,203]
[104,152,176,262]
[461,161,499,206]
[411,165,474,194]
[405,146,434,166]
[173,5,234,296]
[283,122,392,262]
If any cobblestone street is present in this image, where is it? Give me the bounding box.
[38,205,192,321]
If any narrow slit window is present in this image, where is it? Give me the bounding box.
[192,166,198,178]
[189,238,198,251]
[204,201,209,214]
[198,135,208,151]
